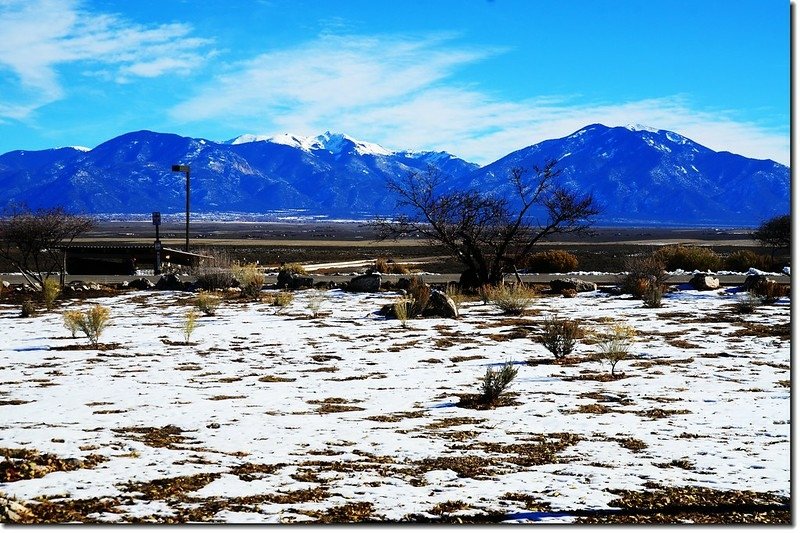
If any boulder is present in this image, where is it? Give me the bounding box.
[742,273,768,292]
[348,273,381,293]
[276,270,313,290]
[689,273,720,291]
[155,273,186,291]
[550,278,597,293]
[423,290,459,318]
[1,280,10,289]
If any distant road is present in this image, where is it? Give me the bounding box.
[0,272,788,287]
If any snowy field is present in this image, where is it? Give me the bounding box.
[0,286,790,523]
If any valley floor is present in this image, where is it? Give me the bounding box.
[0,286,790,523]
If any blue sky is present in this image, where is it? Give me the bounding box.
[0,0,789,165]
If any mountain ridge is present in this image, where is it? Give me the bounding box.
[0,125,788,225]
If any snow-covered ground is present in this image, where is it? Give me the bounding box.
[0,287,790,523]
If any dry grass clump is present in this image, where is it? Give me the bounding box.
[279,262,308,276]
[69,305,111,348]
[20,300,36,318]
[393,297,413,327]
[375,257,410,274]
[523,249,579,273]
[486,283,538,315]
[62,310,83,338]
[195,293,221,316]
[594,324,636,378]
[232,262,265,300]
[652,244,721,272]
[539,316,582,359]
[265,291,294,313]
[182,310,198,343]
[41,278,61,310]
[406,277,431,318]
[306,290,326,318]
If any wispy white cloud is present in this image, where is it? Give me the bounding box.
[171,32,789,166]
[0,0,213,117]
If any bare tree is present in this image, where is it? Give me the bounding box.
[0,205,95,287]
[372,161,599,287]
[752,214,790,268]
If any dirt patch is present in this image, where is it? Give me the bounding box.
[113,425,195,449]
[121,473,221,500]
[0,448,107,482]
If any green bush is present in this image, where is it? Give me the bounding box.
[539,316,581,359]
[523,249,579,273]
[724,250,771,272]
[652,245,721,272]
[481,362,518,405]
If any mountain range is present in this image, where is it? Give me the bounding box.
[0,124,789,226]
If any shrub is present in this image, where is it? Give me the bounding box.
[193,248,237,290]
[280,263,308,276]
[486,283,538,315]
[595,324,635,378]
[195,268,237,291]
[642,282,664,308]
[233,263,265,300]
[620,256,669,298]
[540,316,581,359]
[75,305,111,348]
[306,290,325,318]
[41,278,61,310]
[195,293,221,316]
[477,284,493,304]
[63,310,83,338]
[407,277,431,318]
[724,249,771,272]
[480,362,518,405]
[375,257,410,274]
[267,291,294,313]
[523,249,579,273]
[652,245,721,272]
[751,279,787,304]
[183,309,198,343]
[20,300,36,318]
[733,292,760,314]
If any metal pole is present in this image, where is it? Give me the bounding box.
[185,168,190,252]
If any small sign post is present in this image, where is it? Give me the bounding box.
[153,211,162,275]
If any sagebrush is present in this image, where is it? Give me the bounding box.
[523,249,579,273]
[486,283,537,315]
[481,362,518,405]
[653,245,721,272]
[540,316,581,359]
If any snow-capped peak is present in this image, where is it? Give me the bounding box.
[313,131,393,156]
[59,145,91,152]
[625,124,660,133]
[225,131,393,156]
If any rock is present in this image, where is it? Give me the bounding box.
[276,270,313,290]
[742,273,768,292]
[1,280,10,289]
[689,273,720,290]
[155,273,186,291]
[395,278,412,292]
[348,273,381,293]
[550,278,597,293]
[423,290,459,318]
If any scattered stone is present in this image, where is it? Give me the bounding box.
[155,273,186,291]
[742,274,768,292]
[128,278,155,290]
[689,273,719,291]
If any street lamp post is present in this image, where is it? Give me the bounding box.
[171,164,190,252]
